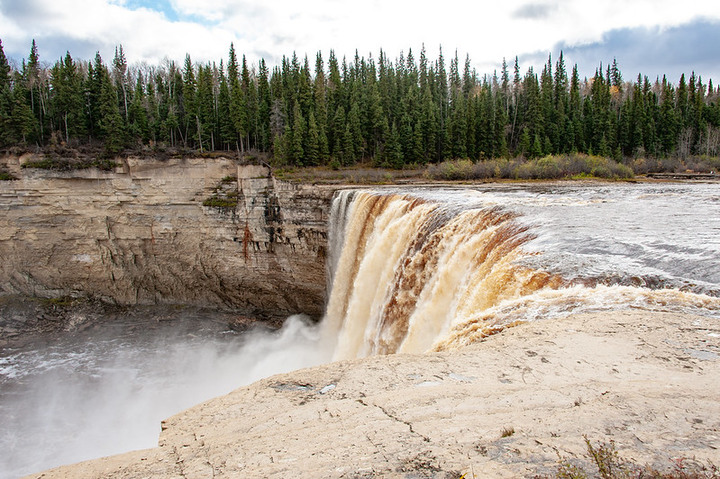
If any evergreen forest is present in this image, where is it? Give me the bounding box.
[1,38,720,174]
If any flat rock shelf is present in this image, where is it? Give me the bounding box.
[27,309,720,478]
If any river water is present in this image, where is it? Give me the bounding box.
[2,182,719,478]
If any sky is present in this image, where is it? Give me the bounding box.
[1,0,720,84]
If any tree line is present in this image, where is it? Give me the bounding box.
[1,38,719,167]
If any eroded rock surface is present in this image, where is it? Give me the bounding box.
[0,157,334,322]
[27,310,720,478]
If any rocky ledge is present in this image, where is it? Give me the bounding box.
[27,310,720,478]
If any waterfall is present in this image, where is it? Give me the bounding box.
[321,190,560,359]
[321,189,720,360]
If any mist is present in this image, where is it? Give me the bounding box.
[0,314,331,479]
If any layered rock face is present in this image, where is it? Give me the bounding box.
[0,157,334,319]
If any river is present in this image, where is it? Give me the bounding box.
[1,181,719,478]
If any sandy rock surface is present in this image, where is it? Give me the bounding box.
[27,310,720,478]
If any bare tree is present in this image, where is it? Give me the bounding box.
[677,127,693,160]
[701,125,720,158]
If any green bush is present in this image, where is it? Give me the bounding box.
[427,154,634,181]
[202,197,237,208]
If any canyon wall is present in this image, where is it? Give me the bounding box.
[0,156,335,319]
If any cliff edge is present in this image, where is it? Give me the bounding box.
[26,310,720,478]
[0,156,334,321]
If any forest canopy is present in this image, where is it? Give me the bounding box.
[1,38,719,170]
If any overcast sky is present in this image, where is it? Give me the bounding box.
[1,0,719,84]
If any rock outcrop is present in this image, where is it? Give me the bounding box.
[25,310,720,478]
[0,156,335,321]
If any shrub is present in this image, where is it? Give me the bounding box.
[21,157,118,171]
[202,197,237,208]
[427,154,634,181]
[540,437,719,479]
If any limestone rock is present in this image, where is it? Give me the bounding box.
[0,157,335,322]
[27,310,720,478]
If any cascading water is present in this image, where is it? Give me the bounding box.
[2,183,720,479]
[320,185,720,359]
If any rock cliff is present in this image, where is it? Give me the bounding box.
[0,156,335,320]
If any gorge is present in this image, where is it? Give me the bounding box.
[1,157,719,478]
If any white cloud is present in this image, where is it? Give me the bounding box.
[1,0,719,78]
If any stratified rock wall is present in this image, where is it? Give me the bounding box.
[0,156,333,319]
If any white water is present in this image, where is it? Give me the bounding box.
[0,315,331,478]
[2,182,720,478]
[321,185,720,359]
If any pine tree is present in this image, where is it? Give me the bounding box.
[11,80,36,144]
[568,64,583,151]
[290,102,305,164]
[518,127,531,157]
[127,73,149,143]
[0,39,15,146]
[181,54,197,148]
[241,54,257,149]
[24,39,47,143]
[195,64,215,151]
[305,110,320,165]
[228,44,245,152]
[383,121,403,168]
[112,45,130,123]
[98,65,125,154]
[257,59,272,151]
[51,52,85,143]
[217,64,234,150]
[658,76,679,155]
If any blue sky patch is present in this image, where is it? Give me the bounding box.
[122,0,179,22]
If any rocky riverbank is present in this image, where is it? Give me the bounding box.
[26,309,720,478]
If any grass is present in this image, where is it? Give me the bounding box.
[537,437,719,479]
[0,171,18,180]
[21,157,118,171]
[202,197,237,208]
[203,177,239,209]
[273,164,427,184]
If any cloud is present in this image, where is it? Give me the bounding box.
[1,0,720,84]
[519,18,720,83]
[512,2,558,20]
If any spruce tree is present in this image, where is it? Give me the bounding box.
[305,110,320,166]
[51,52,84,143]
[257,59,272,151]
[217,64,234,150]
[0,39,15,146]
[181,54,197,148]
[112,45,130,122]
[98,66,125,154]
[383,121,403,168]
[128,74,149,143]
[290,102,305,164]
[228,45,245,151]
